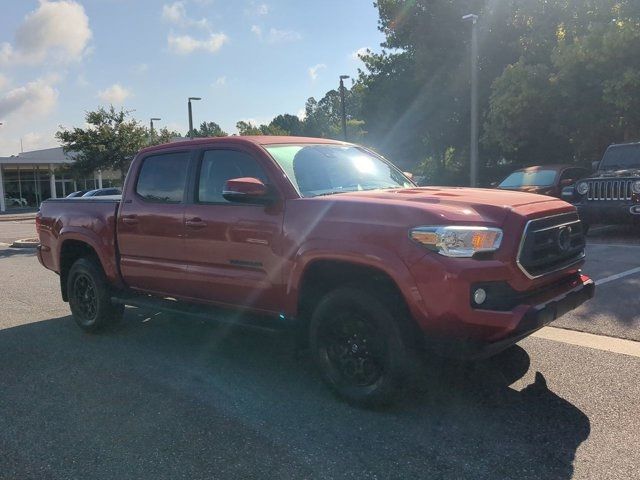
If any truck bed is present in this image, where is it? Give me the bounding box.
[37,197,122,286]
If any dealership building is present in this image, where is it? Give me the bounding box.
[0,147,120,212]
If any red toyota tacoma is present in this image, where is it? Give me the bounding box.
[37,136,594,405]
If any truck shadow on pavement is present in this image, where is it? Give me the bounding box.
[0,247,37,259]
[0,310,590,480]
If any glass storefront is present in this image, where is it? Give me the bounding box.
[2,165,51,209]
[1,164,122,211]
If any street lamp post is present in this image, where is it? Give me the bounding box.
[149,117,161,143]
[463,13,479,187]
[339,75,350,141]
[188,97,202,139]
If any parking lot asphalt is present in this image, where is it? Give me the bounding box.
[0,223,638,479]
[0,220,37,245]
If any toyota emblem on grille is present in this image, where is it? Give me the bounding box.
[557,226,572,252]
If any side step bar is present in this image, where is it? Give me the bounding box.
[111,294,293,333]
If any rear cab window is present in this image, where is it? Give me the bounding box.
[136,152,191,203]
[197,149,269,204]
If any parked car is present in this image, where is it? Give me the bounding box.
[65,190,88,198]
[36,136,594,406]
[569,142,640,232]
[496,165,591,198]
[82,188,122,197]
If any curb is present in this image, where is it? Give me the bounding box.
[0,215,37,222]
[10,238,39,249]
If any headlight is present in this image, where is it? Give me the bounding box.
[632,180,640,194]
[576,181,589,195]
[409,226,503,258]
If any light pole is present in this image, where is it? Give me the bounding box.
[188,97,201,139]
[149,117,161,143]
[339,75,350,141]
[463,13,479,187]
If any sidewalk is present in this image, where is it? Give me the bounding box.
[0,210,38,222]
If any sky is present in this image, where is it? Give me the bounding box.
[0,0,386,156]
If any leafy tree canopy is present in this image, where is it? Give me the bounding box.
[56,106,148,177]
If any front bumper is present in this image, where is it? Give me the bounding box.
[469,275,595,358]
[576,202,640,224]
[420,274,595,359]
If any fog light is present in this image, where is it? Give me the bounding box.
[473,288,487,305]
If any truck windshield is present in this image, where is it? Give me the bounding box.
[600,145,640,170]
[499,170,557,187]
[264,144,414,197]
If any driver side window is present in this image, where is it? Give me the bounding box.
[197,150,268,204]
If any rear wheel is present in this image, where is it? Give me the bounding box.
[67,257,123,332]
[309,286,413,407]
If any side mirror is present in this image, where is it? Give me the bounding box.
[591,161,599,171]
[560,178,574,187]
[561,185,576,202]
[222,177,273,204]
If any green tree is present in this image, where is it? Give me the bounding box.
[56,106,148,179]
[269,114,303,135]
[236,120,288,136]
[150,127,182,145]
[191,121,227,137]
[484,2,640,166]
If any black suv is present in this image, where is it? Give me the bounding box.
[569,142,640,231]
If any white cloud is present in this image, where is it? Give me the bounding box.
[1,0,92,65]
[245,2,269,16]
[267,28,301,44]
[162,1,185,22]
[351,47,370,60]
[308,63,326,81]
[162,2,209,29]
[0,74,9,91]
[297,107,306,120]
[251,25,262,38]
[76,74,89,87]
[167,33,228,54]
[132,63,148,74]
[213,76,226,86]
[98,83,132,104]
[21,131,60,151]
[0,128,60,156]
[0,77,60,120]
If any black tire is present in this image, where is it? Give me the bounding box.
[309,286,413,407]
[67,257,123,333]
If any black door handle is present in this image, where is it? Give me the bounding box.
[185,217,207,228]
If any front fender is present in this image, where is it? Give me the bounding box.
[283,239,427,321]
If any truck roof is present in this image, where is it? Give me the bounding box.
[139,135,347,155]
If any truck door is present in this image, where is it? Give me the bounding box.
[117,150,192,297]
[181,148,284,313]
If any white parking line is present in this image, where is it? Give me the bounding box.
[533,327,640,358]
[595,266,640,286]
[587,243,640,248]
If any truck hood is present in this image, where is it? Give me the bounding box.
[319,187,567,226]
[590,168,640,178]
[497,185,556,196]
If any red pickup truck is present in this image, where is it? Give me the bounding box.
[37,136,594,405]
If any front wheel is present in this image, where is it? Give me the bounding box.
[309,286,413,407]
[67,257,123,333]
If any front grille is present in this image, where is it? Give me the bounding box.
[586,179,633,201]
[517,212,585,279]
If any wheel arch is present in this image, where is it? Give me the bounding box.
[58,238,104,302]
